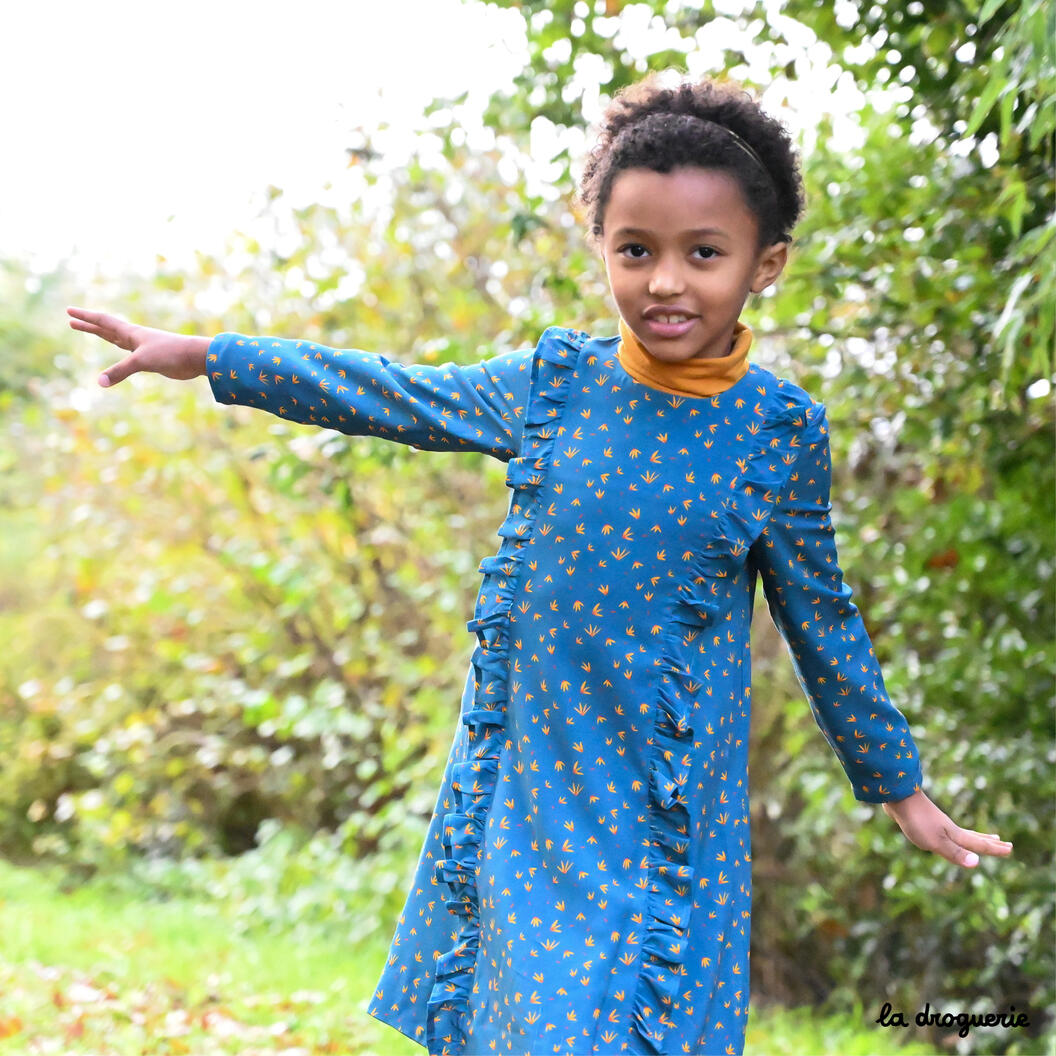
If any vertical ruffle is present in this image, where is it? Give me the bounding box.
[628,395,826,1053]
[425,327,586,1055]
[629,650,697,1051]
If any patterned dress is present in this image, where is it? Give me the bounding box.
[207,322,924,1056]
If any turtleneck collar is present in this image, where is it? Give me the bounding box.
[616,316,752,398]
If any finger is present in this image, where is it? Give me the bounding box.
[943,829,1013,868]
[69,316,108,338]
[98,354,140,388]
[67,307,130,347]
[970,835,1014,856]
[944,836,981,868]
[978,832,1013,845]
[67,306,113,333]
[960,829,1013,850]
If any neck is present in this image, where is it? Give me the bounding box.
[616,317,753,397]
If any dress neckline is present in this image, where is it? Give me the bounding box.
[616,316,753,398]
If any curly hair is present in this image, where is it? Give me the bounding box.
[577,73,805,249]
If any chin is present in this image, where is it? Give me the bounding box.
[647,348,693,363]
[640,340,699,362]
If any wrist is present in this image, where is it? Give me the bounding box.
[882,788,926,813]
[186,335,210,378]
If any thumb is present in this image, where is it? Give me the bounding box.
[98,354,139,388]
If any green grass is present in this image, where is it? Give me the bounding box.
[0,858,419,1055]
[744,1002,941,1056]
[0,858,945,1055]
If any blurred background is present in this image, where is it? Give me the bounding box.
[1,1,1052,1053]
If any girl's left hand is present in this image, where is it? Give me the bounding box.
[881,789,1013,868]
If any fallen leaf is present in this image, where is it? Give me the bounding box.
[0,1016,24,1039]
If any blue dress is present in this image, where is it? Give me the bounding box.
[207,324,924,1056]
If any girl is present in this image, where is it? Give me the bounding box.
[68,74,1011,1056]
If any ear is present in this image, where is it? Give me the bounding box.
[750,241,789,293]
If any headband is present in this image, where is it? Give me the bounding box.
[709,121,772,183]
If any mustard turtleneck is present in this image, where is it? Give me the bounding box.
[616,316,752,398]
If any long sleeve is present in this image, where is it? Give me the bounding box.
[749,408,924,803]
[206,332,535,461]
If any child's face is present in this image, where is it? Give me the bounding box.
[600,166,788,362]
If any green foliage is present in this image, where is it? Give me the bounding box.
[1,120,607,918]
[0,261,82,406]
[124,818,413,942]
[779,0,1054,396]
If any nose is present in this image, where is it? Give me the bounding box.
[647,254,686,298]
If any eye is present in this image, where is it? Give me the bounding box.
[693,245,719,260]
[616,243,649,259]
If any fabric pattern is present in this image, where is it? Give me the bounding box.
[207,326,924,1056]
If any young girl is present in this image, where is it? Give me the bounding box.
[68,74,1011,1056]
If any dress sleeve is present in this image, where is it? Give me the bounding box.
[206,332,535,461]
[749,407,925,804]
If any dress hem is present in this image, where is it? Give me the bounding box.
[367,1004,428,1052]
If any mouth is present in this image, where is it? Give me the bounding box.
[642,313,697,339]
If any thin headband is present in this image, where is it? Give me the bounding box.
[707,121,772,183]
[705,121,789,240]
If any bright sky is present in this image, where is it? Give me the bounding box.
[3,0,525,277]
[5,1,865,279]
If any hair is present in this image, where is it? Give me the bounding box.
[577,72,805,250]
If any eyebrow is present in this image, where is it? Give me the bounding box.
[612,225,730,239]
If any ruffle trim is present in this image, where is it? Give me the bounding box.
[425,327,586,1055]
[629,392,827,1053]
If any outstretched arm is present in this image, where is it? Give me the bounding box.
[206,331,532,460]
[750,407,1012,868]
[69,307,534,461]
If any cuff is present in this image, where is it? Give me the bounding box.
[852,763,925,804]
[205,332,241,404]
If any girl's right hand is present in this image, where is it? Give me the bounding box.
[67,306,210,387]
